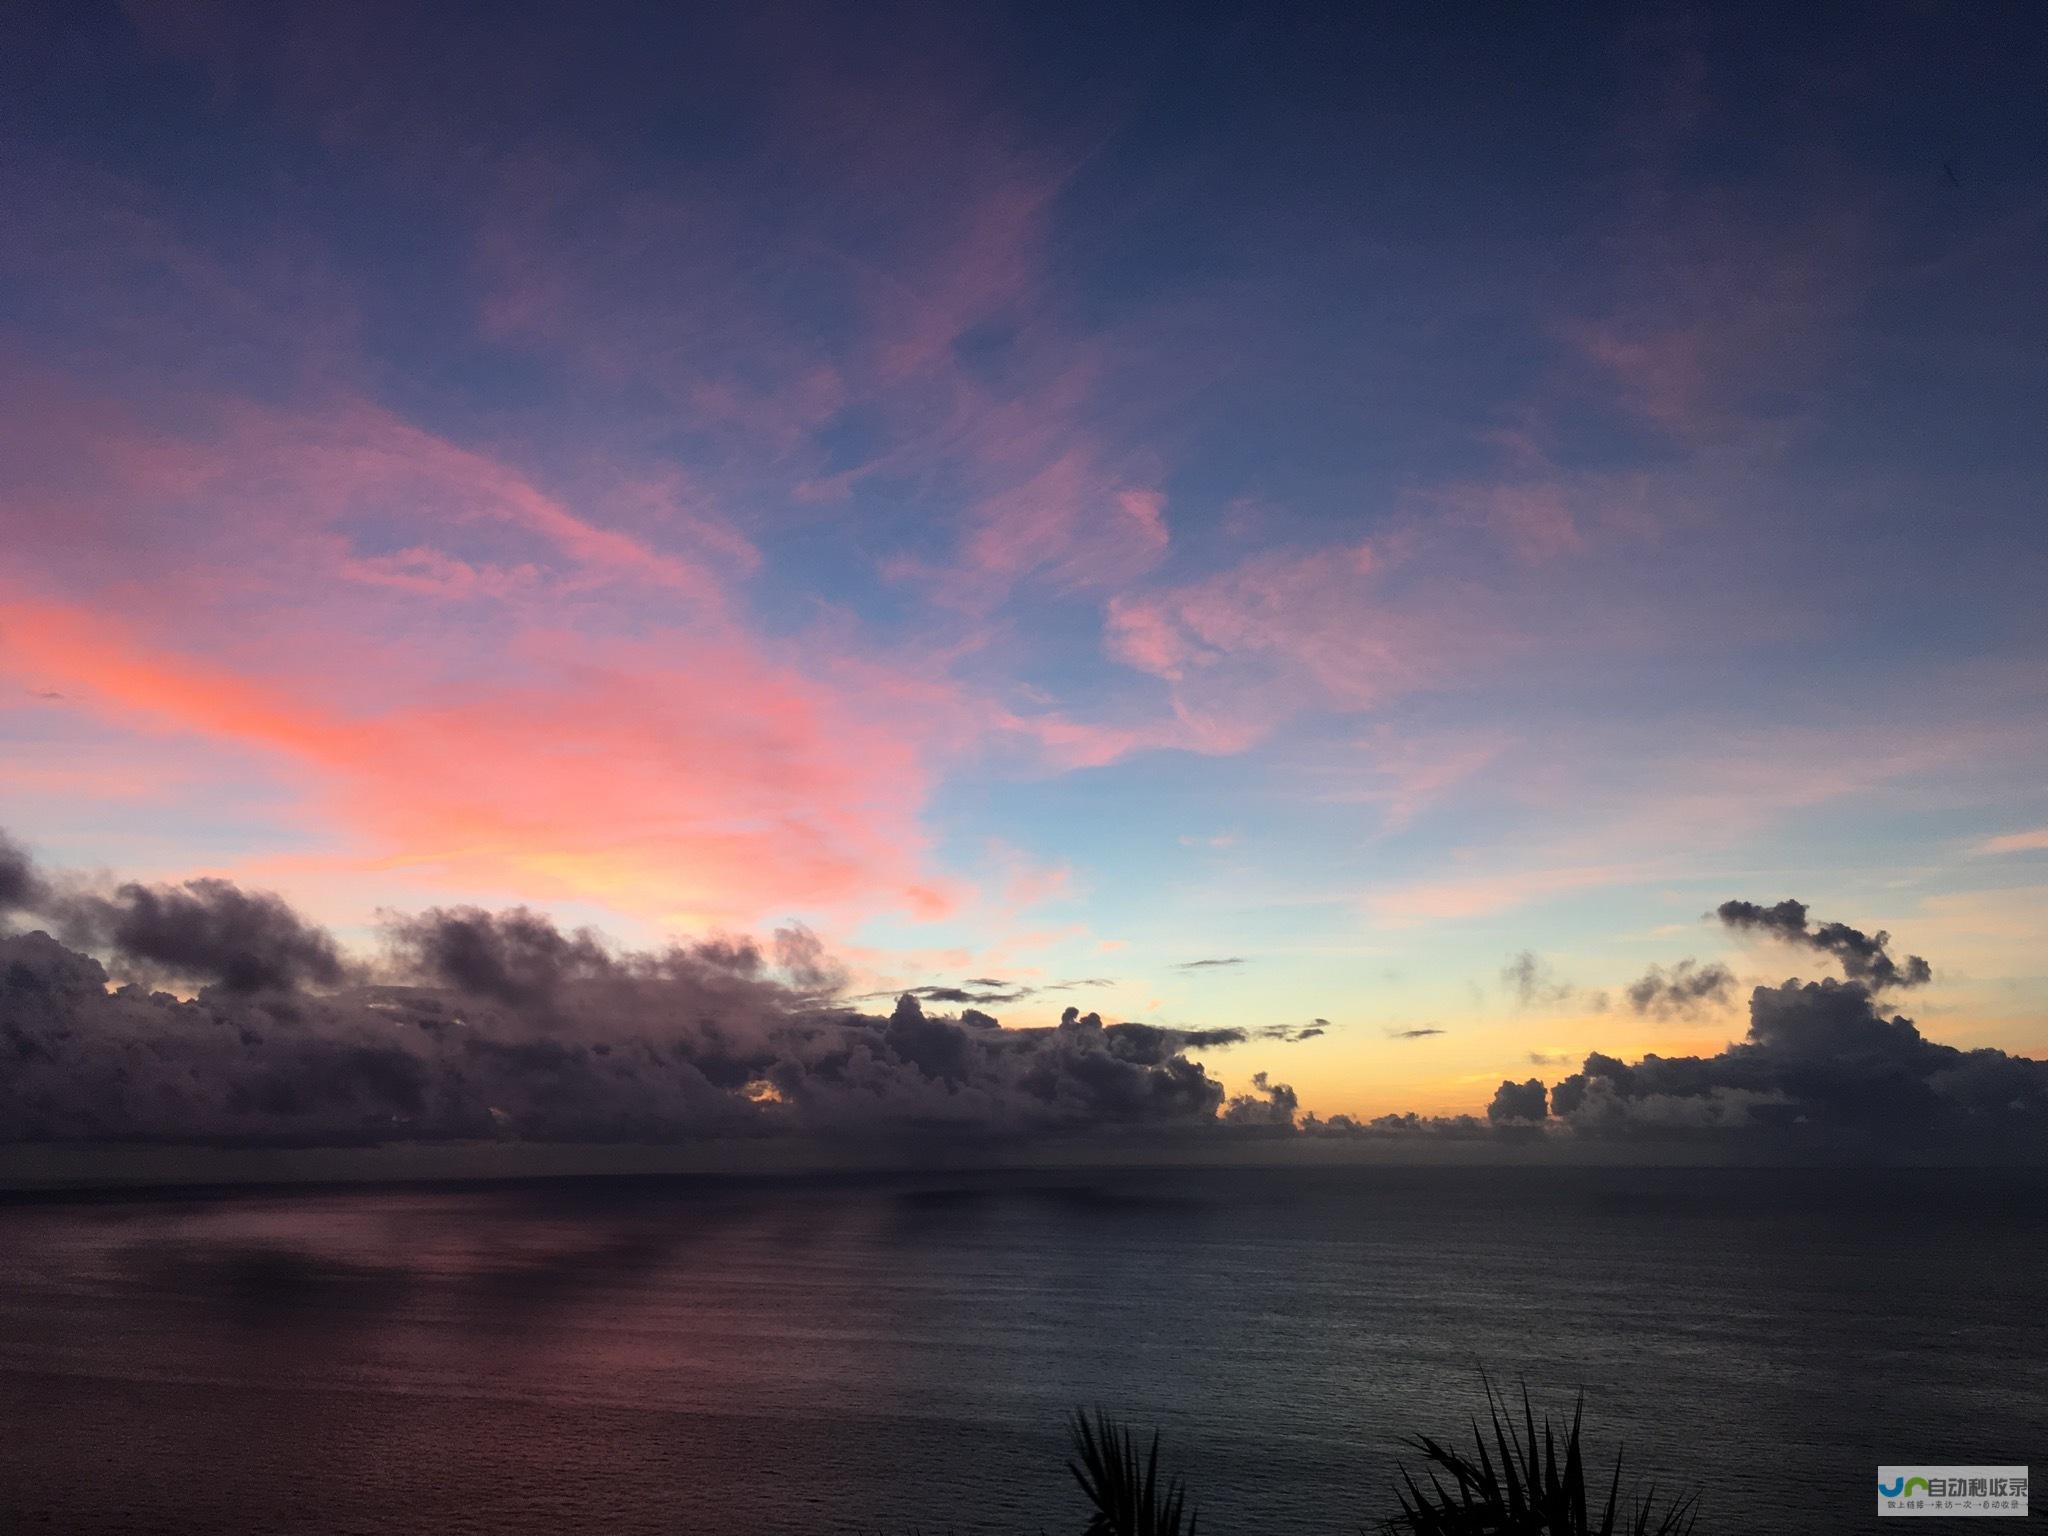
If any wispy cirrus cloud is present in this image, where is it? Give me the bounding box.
[1105,534,1505,742]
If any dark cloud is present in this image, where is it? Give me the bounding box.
[1442,907,2038,1149]
[0,841,1275,1148]
[851,976,1111,1009]
[8,842,2035,1161]
[1075,1013,1319,1059]
[60,878,345,995]
[772,925,843,993]
[0,930,447,1143]
[882,993,975,1086]
[1206,1020,1330,1044]
[1527,1051,1569,1067]
[1168,1025,1252,1050]
[1547,977,2047,1146]
[1386,1027,1445,1040]
[890,984,1033,1006]
[1174,957,1244,970]
[683,936,765,975]
[0,832,47,917]
[1266,1022,1326,1041]
[384,906,613,1008]
[1716,899,1931,990]
[0,914,1251,1144]
[1221,1071,1297,1129]
[1487,1078,1548,1123]
[1624,959,1735,1018]
[1500,951,1573,1007]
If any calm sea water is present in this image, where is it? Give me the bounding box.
[0,1165,2042,1533]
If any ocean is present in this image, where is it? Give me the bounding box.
[0,1165,2041,1533]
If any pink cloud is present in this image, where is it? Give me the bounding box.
[458,99,1162,610]
[1117,488,1170,544]
[1105,534,1511,742]
[868,176,1062,380]
[1332,728,1517,832]
[0,345,1206,932]
[1975,828,2048,856]
[339,547,543,601]
[0,599,965,928]
[957,453,1172,594]
[0,366,748,630]
[1437,482,1585,563]
[1560,187,1869,444]
[256,401,728,599]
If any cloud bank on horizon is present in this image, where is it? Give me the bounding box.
[2,836,2042,1158]
[0,5,2044,1125]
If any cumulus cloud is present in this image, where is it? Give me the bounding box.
[1487,1077,1548,1123]
[0,832,47,917]
[0,837,1323,1148]
[1,838,338,995]
[1546,976,2047,1145]
[383,906,610,1007]
[57,878,347,995]
[5,842,2036,1161]
[1448,906,2039,1150]
[0,926,1248,1145]
[1299,909,2041,1155]
[772,925,845,993]
[1716,898,1931,990]
[1220,1071,1297,1129]
[1624,958,1735,1018]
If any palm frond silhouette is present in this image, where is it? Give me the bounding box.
[1381,1376,1699,1535]
[1067,1408,1197,1536]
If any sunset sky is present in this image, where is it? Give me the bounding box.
[3,3,2045,1130]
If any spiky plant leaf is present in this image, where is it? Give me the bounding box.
[1382,1379,1700,1536]
[1067,1409,1196,1536]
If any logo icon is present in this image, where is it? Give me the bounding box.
[1878,1466,2027,1518]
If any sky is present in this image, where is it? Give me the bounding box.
[1,3,2045,1155]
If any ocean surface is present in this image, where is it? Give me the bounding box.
[0,1165,2042,1533]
